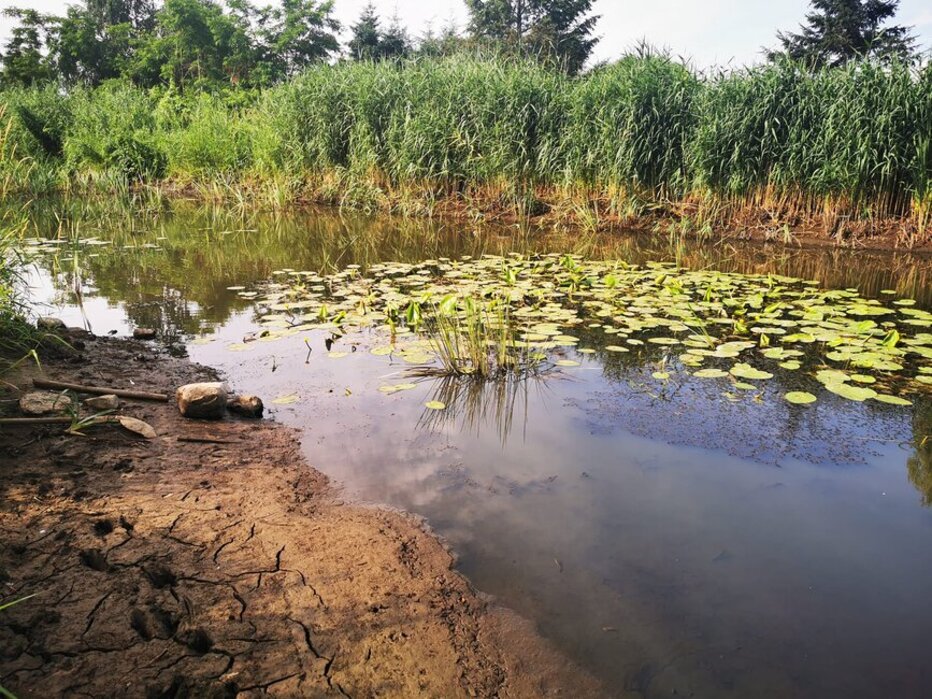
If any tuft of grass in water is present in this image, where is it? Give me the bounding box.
[412,298,544,380]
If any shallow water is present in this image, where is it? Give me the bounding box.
[22,204,932,697]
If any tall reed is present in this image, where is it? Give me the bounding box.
[1,53,929,240]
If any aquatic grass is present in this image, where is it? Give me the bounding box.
[413,297,545,380]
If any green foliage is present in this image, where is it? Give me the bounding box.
[0,8,57,87]
[771,0,916,67]
[63,82,165,179]
[466,0,599,74]
[0,0,340,90]
[0,53,929,233]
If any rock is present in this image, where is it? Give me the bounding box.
[133,328,157,340]
[117,416,157,439]
[20,391,74,416]
[176,383,228,420]
[84,394,119,411]
[36,317,66,331]
[228,394,264,418]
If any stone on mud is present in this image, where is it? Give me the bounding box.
[176,382,228,420]
[36,317,66,331]
[20,391,74,415]
[228,394,264,418]
[133,328,157,340]
[85,394,119,411]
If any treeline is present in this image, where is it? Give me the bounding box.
[2,54,929,237]
[0,0,600,88]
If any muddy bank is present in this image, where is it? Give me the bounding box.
[0,334,601,698]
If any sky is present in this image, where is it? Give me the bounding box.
[1,0,930,69]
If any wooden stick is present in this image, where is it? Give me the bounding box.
[177,436,239,445]
[0,417,72,425]
[32,379,169,402]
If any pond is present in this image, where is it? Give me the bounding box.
[21,202,932,698]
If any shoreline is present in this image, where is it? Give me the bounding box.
[9,182,932,254]
[0,332,601,697]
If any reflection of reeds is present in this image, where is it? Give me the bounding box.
[416,373,549,446]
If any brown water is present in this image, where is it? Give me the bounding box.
[23,203,932,697]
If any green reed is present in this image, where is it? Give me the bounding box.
[1,53,930,239]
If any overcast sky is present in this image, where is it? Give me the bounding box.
[2,0,930,68]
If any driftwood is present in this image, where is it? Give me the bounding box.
[33,379,168,402]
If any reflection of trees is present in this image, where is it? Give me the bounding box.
[907,400,932,505]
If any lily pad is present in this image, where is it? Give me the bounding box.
[784,391,817,405]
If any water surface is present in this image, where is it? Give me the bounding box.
[23,203,932,698]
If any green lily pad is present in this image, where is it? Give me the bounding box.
[784,391,817,405]
[730,363,773,381]
[871,394,912,406]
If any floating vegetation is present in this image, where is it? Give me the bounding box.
[239,254,929,408]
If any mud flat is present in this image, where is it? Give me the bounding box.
[0,333,600,698]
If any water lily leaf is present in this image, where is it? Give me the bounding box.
[871,394,912,406]
[784,391,817,405]
[652,371,670,380]
[327,351,349,358]
[370,346,393,356]
[556,359,580,367]
[823,382,877,402]
[850,374,876,384]
[605,345,629,353]
[424,401,446,410]
[272,393,299,405]
[733,382,758,391]
[730,363,773,380]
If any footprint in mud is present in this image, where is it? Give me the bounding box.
[144,564,177,589]
[79,548,109,572]
[130,606,178,641]
[93,519,114,537]
[181,627,214,654]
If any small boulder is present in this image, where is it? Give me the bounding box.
[133,328,157,340]
[228,394,264,418]
[20,391,73,416]
[37,317,66,331]
[176,383,228,420]
[84,394,119,411]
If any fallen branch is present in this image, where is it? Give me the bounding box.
[33,379,168,402]
[0,417,73,425]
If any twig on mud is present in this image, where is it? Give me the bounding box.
[33,378,168,402]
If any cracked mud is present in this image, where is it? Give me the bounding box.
[0,336,599,698]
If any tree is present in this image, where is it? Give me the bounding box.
[0,9,57,86]
[465,0,598,73]
[770,0,916,67]
[262,0,340,77]
[348,2,381,60]
[379,13,411,60]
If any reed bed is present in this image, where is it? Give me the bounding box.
[1,53,930,241]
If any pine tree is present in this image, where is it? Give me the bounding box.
[770,0,915,67]
[379,13,411,60]
[465,0,598,73]
[348,2,381,61]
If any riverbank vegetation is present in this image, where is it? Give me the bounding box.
[1,52,930,243]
